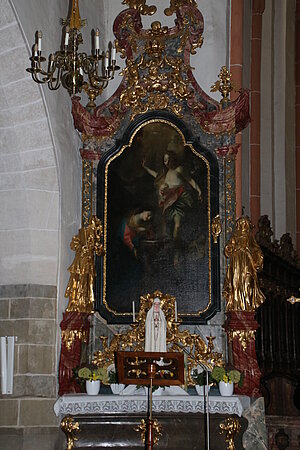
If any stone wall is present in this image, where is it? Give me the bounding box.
[0,284,61,450]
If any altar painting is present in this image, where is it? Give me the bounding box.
[96,120,220,323]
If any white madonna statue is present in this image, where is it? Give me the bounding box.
[145,297,167,352]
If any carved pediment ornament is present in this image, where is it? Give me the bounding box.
[93,291,223,384]
[71,2,250,143]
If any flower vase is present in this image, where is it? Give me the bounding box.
[219,381,234,396]
[195,384,210,396]
[86,380,100,395]
[110,383,125,395]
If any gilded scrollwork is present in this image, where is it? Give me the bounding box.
[227,330,256,352]
[61,329,88,351]
[211,214,222,244]
[219,417,241,450]
[134,418,162,446]
[93,291,223,383]
[61,415,80,450]
[122,0,156,16]
[65,215,105,313]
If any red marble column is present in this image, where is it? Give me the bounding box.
[58,312,91,395]
[224,311,261,397]
[296,1,300,256]
[230,0,244,217]
[250,0,265,230]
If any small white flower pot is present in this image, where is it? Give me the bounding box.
[86,380,100,395]
[219,381,234,396]
[110,383,125,395]
[195,384,211,396]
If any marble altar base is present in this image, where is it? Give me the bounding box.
[55,394,250,449]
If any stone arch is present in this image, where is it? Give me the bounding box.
[0,0,59,285]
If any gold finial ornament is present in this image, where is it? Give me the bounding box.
[212,214,222,243]
[63,0,86,30]
[287,295,300,304]
[61,415,80,450]
[65,215,105,314]
[211,66,234,104]
[219,417,241,450]
[223,216,265,312]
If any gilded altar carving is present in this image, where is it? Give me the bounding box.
[122,0,156,15]
[135,418,162,446]
[119,20,193,119]
[227,330,256,352]
[223,216,265,312]
[219,417,241,450]
[65,215,105,313]
[61,415,80,450]
[212,214,222,244]
[211,66,235,104]
[93,291,223,383]
[61,329,88,351]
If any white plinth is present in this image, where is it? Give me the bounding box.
[54,393,250,417]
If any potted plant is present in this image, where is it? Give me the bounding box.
[77,364,109,395]
[211,365,243,396]
[107,365,125,395]
[191,368,213,395]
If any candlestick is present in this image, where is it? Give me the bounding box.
[95,28,100,51]
[132,301,135,322]
[112,41,116,61]
[37,31,42,51]
[175,300,178,322]
[64,26,70,46]
[104,50,109,69]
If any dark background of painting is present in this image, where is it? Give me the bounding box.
[96,114,220,324]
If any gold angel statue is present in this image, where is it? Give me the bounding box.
[223,216,265,311]
[65,215,105,313]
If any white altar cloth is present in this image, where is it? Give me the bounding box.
[54,394,250,418]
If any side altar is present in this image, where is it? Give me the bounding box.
[55,1,268,449]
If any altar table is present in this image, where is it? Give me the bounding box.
[55,393,250,449]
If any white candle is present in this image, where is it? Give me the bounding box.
[175,300,178,322]
[132,301,135,322]
[33,43,38,57]
[95,29,100,51]
[64,26,70,46]
[112,41,116,61]
[37,31,42,51]
[104,50,109,69]
[1,337,7,394]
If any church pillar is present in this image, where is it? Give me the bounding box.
[296,1,300,255]
[230,0,244,217]
[250,0,265,229]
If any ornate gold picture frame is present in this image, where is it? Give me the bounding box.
[95,112,220,323]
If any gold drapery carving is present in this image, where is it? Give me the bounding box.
[65,215,104,313]
[223,216,265,312]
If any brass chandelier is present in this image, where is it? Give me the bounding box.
[26,0,119,107]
